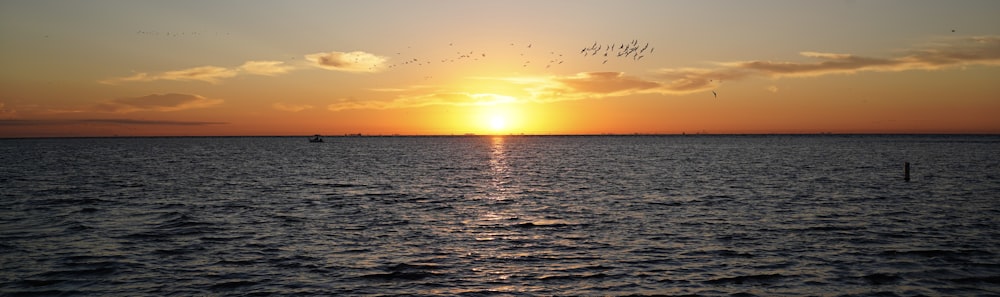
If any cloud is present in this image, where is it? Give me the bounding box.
[100,72,151,84]
[653,36,1000,93]
[0,119,71,126]
[495,72,669,103]
[650,67,743,94]
[738,36,1000,76]
[101,49,389,84]
[902,36,1000,67]
[555,72,661,94]
[0,103,15,119]
[325,71,686,111]
[732,52,902,77]
[272,102,314,112]
[159,66,238,83]
[95,93,222,113]
[326,100,379,111]
[305,51,387,72]
[327,92,518,111]
[435,73,668,106]
[101,66,237,84]
[0,118,225,126]
[101,60,291,84]
[240,60,294,76]
[79,119,226,125]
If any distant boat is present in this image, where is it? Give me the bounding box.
[309,135,323,143]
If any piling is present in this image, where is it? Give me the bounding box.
[904,162,910,182]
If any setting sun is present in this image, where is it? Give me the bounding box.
[488,115,507,132]
[474,104,522,135]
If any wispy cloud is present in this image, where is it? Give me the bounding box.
[101,61,291,84]
[272,102,314,112]
[327,92,517,111]
[732,51,902,77]
[101,49,387,84]
[555,72,661,94]
[0,103,15,119]
[95,93,222,113]
[652,68,745,93]
[79,119,226,125]
[324,71,703,111]
[654,35,1000,92]
[518,72,663,103]
[239,60,294,76]
[305,51,387,73]
[101,66,237,84]
[894,36,1000,68]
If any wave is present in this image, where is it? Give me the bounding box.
[704,273,788,285]
[357,263,447,281]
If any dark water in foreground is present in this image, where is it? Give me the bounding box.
[1,135,999,296]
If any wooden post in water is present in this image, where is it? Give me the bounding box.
[904,162,911,182]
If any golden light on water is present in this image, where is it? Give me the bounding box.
[488,136,510,199]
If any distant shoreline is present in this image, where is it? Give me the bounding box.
[2,133,999,140]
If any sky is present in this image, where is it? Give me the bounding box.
[1,0,999,137]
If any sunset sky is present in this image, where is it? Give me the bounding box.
[2,0,999,137]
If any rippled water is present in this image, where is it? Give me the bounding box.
[2,135,999,296]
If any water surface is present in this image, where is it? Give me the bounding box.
[2,135,998,296]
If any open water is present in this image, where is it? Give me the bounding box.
[1,135,999,296]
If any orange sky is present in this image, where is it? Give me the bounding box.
[2,1,999,137]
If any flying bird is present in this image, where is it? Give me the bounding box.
[712,91,717,98]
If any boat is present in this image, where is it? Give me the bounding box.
[309,134,323,143]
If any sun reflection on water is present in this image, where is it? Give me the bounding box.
[488,136,511,200]
[448,135,569,294]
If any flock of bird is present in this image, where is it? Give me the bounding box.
[579,39,654,64]
[386,38,659,73]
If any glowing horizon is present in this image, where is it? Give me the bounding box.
[2,1,999,137]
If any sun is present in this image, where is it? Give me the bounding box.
[488,114,507,132]
[463,94,524,135]
[475,106,519,135]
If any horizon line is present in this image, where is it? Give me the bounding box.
[3,132,999,140]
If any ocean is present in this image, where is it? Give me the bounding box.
[1,135,998,296]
